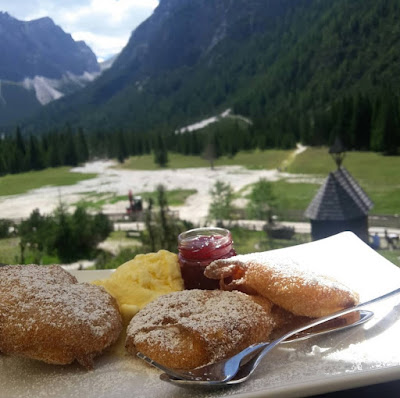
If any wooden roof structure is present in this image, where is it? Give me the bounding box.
[304,166,373,221]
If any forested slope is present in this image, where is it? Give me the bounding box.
[10,0,400,156]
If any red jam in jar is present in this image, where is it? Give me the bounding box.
[177,227,236,289]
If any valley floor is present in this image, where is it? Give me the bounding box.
[0,157,321,224]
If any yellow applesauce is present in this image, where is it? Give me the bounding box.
[92,250,184,326]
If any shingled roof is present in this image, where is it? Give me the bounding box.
[304,167,373,221]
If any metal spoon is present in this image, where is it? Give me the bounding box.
[157,287,400,386]
[138,287,400,386]
[160,310,373,388]
[140,310,373,386]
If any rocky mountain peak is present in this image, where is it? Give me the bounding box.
[0,13,99,81]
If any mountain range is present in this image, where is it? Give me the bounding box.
[3,0,400,145]
[9,0,309,132]
[0,12,102,126]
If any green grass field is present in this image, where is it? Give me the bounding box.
[288,148,400,215]
[121,149,291,171]
[0,237,60,265]
[121,147,400,216]
[0,167,97,197]
[0,237,20,264]
[75,189,197,211]
[230,227,312,254]
[269,180,320,215]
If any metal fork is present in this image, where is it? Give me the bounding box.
[138,287,400,386]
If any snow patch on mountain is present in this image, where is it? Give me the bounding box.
[22,76,63,105]
[22,71,100,105]
[176,109,252,133]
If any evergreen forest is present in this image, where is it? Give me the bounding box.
[1,88,399,177]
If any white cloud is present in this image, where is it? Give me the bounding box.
[0,0,158,60]
[72,31,129,62]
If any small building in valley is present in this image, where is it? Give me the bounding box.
[304,138,373,242]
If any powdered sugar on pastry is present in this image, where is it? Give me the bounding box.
[205,251,359,317]
[126,289,274,370]
[0,265,123,369]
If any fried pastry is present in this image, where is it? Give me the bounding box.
[204,252,359,318]
[269,305,361,340]
[0,265,123,369]
[125,289,275,370]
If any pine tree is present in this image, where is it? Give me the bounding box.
[63,132,78,166]
[53,202,74,262]
[0,135,9,176]
[14,126,27,172]
[351,94,372,150]
[381,95,400,155]
[76,128,89,163]
[203,131,221,169]
[157,184,168,244]
[48,135,62,168]
[370,90,400,154]
[27,135,43,170]
[116,130,128,163]
[208,180,236,223]
[154,133,168,167]
[247,179,277,221]
[330,97,353,148]
[370,97,383,151]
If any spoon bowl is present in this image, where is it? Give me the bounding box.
[158,309,374,387]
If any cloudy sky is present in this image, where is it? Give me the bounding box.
[0,0,159,61]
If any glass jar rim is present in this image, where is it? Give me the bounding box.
[178,227,231,245]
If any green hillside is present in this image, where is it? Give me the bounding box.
[0,81,41,126]
[13,0,396,154]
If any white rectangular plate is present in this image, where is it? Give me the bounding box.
[1,231,400,398]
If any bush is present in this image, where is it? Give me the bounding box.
[246,179,277,221]
[141,185,192,252]
[208,180,236,222]
[0,219,14,239]
[19,204,113,263]
[95,248,142,269]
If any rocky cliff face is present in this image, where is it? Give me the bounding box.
[113,0,290,76]
[0,12,102,126]
[90,0,294,104]
[0,12,99,81]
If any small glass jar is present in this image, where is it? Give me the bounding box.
[177,227,236,290]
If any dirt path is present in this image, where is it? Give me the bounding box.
[279,143,307,171]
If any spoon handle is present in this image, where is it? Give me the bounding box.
[252,287,400,370]
[286,287,400,340]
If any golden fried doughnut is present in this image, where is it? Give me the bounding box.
[0,265,122,369]
[269,305,311,339]
[268,305,360,340]
[205,252,359,318]
[125,289,275,370]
